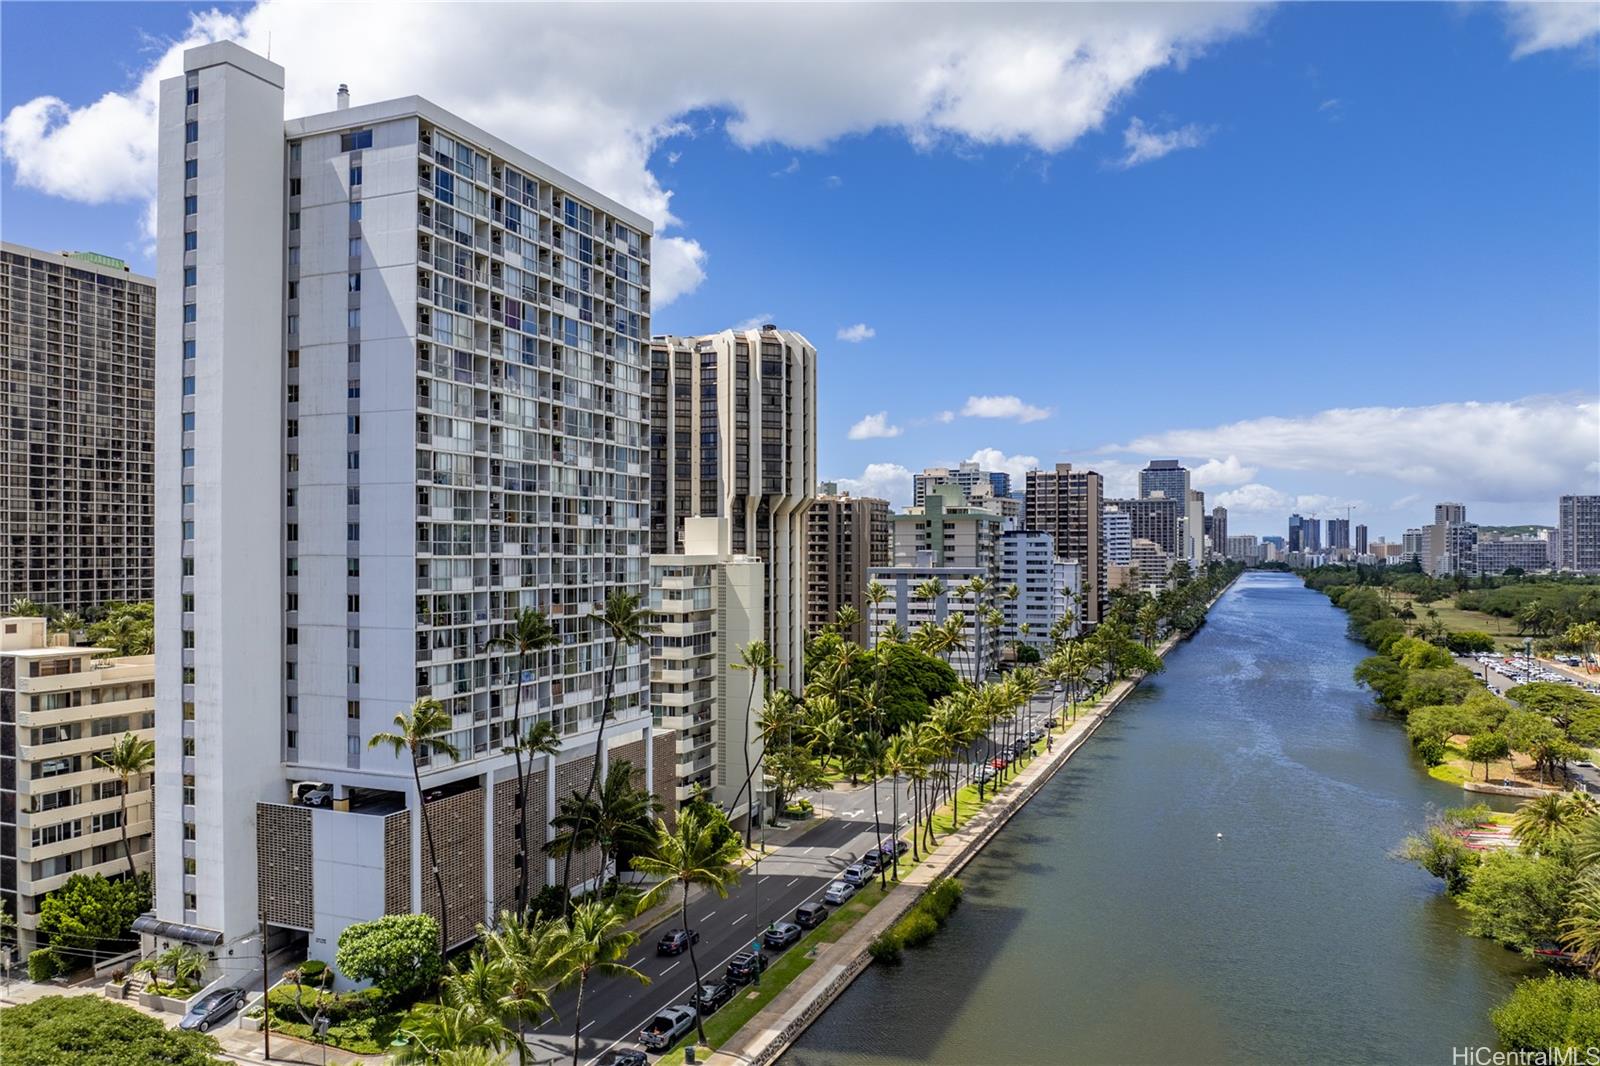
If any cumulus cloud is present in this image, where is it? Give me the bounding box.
[1117,117,1211,168]
[1503,0,1600,58]
[961,394,1053,423]
[847,412,902,440]
[967,447,1041,482]
[1110,396,1600,504]
[836,323,876,343]
[936,410,956,424]
[833,462,915,508]
[733,313,774,332]
[1,3,1263,295]
[1213,484,1364,515]
[1191,454,1258,489]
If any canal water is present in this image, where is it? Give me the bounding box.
[784,571,1531,1065]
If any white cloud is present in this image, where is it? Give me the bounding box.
[1117,116,1211,168]
[833,462,914,508]
[961,394,1053,423]
[733,313,774,332]
[1191,454,1258,489]
[1111,395,1600,504]
[1390,493,1422,511]
[1213,483,1290,513]
[1503,1,1600,58]
[1,3,1263,293]
[824,174,843,189]
[967,448,1041,482]
[936,410,956,424]
[847,412,902,440]
[836,323,876,343]
[771,156,800,177]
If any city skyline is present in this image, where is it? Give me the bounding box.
[1,3,1597,538]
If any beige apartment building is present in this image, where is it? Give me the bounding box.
[805,489,890,645]
[1023,463,1104,623]
[0,615,154,956]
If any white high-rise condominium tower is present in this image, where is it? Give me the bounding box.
[154,42,668,966]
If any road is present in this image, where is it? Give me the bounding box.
[526,694,1063,1065]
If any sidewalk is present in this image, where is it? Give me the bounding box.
[705,636,1178,1066]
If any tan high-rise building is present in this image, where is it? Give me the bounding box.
[805,492,889,645]
[1,243,155,612]
[649,326,817,689]
[1,615,154,955]
[1023,463,1104,622]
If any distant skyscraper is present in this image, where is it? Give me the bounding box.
[1023,464,1103,622]
[1354,524,1368,554]
[805,490,890,645]
[1104,497,1182,556]
[1,242,155,611]
[1101,506,1133,566]
[1557,495,1600,573]
[1138,459,1189,503]
[912,461,1010,508]
[1288,514,1305,553]
[1210,505,1228,561]
[1403,528,1425,563]
[1326,517,1350,550]
[1304,517,1322,553]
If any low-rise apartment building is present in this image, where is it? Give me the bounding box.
[1,615,154,956]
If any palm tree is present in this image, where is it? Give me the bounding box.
[865,579,890,646]
[1560,875,1600,977]
[480,910,566,1059]
[1510,792,1585,853]
[729,640,782,846]
[403,949,544,1064]
[591,759,662,895]
[558,900,647,1066]
[506,719,560,910]
[486,608,559,915]
[8,597,42,617]
[563,591,659,906]
[833,604,863,642]
[94,731,155,879]
[632,807,743,1047]
[371,698,462,951]
[881,733,915,881]
[856,730,889,888]
[395,1001,513,1065]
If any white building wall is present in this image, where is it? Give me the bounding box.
[155,42,288,945]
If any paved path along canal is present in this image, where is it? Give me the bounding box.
[782,571,1532,1065]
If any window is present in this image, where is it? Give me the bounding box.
[182,376,195,396]
[183,304,196,323]
[185,121,198,143]
[348,344,361,363]
[286,384,299,403]
[290,141,302,162]
[287,349,300,368]
[184,231,197,251]
[184,195,197,216]
[286,523,298,541]
[347,558,360,577]
[347,700,360,719]
[348,273,361,292]
[285,557,298,576]
[287,281,298,300]
[288,177,301,197]
[186,86,199,106]
[349,237,362,257]
[182,558,194,576]
[347,594,360,613]
[286,419,298,438]
[347,415,360,434]
[347,630,360,649]
[287,454,299,472]
[181,630,195,649]
[285,593,298,611]
[347,380,361,398]
[289,211,300,231]
[347,451,360,470]
[184,159,198,180]
[182,484,195,503]
[288,246,300,266]
[183,339,197,359]
[349,202,362,222]
[347,736,361,757]
[340,129,373,151]
[347,308,361,329]
[182,412,195,432]
[181,520,194,538]
[286,627,298,645]
[183,266,197,286]
[287,314,298,334]
[347,523,360,541]
[347,665,361,684]
[181,453,195,474]
[286,730,297,749]
[346,486,360,505]
[350,165,363,186]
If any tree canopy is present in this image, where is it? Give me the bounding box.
[0,995,223,1065]
[335,913,442,1000]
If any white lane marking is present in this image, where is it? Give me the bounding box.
[580,1021,597,1033]
[734,912,748,923]
[703,911,716,921]
[661,961,679,974]
[786,878,799,887]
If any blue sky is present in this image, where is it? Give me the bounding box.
[3,2,1597,536]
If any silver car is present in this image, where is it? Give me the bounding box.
[822,880,855,905]
[179,987,246,1032]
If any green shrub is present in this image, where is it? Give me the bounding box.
[334,914,439,1002]
[922,878,964,924]
[296,959,329,983]
[866,930,903,964]
[1491,974,1600,1052]
[893,910,938,947]
[0,995,223,1065]
[26,948,62,982]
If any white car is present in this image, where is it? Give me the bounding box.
[822,880,855,905]
[639,1004,696,1050]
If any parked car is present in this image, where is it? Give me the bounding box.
[882,837,909,857]
[295,782,333,807]
[1028,728,1046,743]
[179,987,246,1032]
[856,849,883,872]
[726,950,768,985]
[823,880,856,905]
[692,980,733,1014]
[598,1052,649,1066]
[975,767,995,785]
[1012,738,1030,756]
[639,1005,696,1050]
[763,921,803,949]
[840,863,870,886]
[655,928,700,956]
[990,756,1009,770]
[795,901,828,929]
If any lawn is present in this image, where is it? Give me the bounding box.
[1390,593,1523,649]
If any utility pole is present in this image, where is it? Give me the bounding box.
[260,917,272,1060]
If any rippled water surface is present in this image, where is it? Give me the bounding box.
[783,572,1530,1066]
